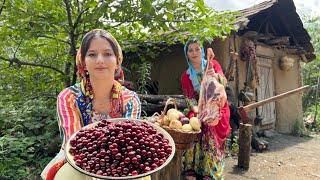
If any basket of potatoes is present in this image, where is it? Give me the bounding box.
[154,98,201,150]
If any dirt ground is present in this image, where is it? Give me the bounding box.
[224,132,320,180]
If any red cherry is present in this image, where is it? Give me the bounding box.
[128,151,136,158]
[70,120,172,177]
[124,157,130,164]
[131,157,138,163]
[144,166,151,172]
[158,159,164,166]
[115,153,122,160]
[111,148,118,155]
[151,163,158,169]
[131,170,138,176]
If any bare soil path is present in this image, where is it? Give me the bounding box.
[224,133,320,180]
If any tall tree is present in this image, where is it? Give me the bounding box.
[0,0,235,93]
[0,1,236,178]
[302,15,320,125]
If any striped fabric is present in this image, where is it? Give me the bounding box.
[41,81,141,179]
[57,88,81,145]
[57,81,141,147]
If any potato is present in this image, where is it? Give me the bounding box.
[163,115,170,126]
[167,108,180,121]
[182,124,193,132]
[167,108,178,116]
[189,117,201,131]
[169,120,183,129]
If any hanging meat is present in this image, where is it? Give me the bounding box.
[198,61,227,125]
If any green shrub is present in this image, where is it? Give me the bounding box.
[0,98,60,179]
[292,119,309,137]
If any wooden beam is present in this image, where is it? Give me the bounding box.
[300,54,308,62]
[265,36,290,45]
[242,85,309,112]
[138,94,185,104]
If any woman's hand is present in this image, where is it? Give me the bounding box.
[205,48,218,78]
[206,48,215,61]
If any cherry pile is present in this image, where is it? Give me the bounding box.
[69,120,172,177]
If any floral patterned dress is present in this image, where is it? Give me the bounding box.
[181,59,230,179]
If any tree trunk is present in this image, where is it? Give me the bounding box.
[139,94,185,104]
[72,59,78,85]
[64,62,71,87]
[138,94,188,115]
[63,0,78,87]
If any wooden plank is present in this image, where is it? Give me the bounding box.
[265,36,290,45]
[256,57,276,125]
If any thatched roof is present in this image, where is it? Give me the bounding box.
[235,0,315,61]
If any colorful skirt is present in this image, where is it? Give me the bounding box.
[183,134,225,180]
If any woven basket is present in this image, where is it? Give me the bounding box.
[157,98,201,149]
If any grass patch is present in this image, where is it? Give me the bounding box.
[292,119,309,137]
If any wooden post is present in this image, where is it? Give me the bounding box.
[151,149,184,180]
[238,123,252,170]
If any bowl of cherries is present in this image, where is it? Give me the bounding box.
[65,118,175,179]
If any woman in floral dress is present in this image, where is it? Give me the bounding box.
[180,38,231,180]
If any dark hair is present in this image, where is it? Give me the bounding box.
[185,38,201,53]
[80,29,122,64]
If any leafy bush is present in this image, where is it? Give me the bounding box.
[292,119,309,137]
[0,98,60,179]
[226,135,239,156]
[302,16,320,132]
[304,105,320,131]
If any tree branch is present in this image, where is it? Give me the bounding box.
[0,56,65,74]
[35,34,70,44]
[29,93,57,100]
[0,0,5,16]
[73,8,88,30]
[13,40,22,58]
[63,0,73,28]
[63,0,77,56]
[76,0,81,14]
[101,18,196,24]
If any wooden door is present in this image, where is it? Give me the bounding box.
[256,56,276,126]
